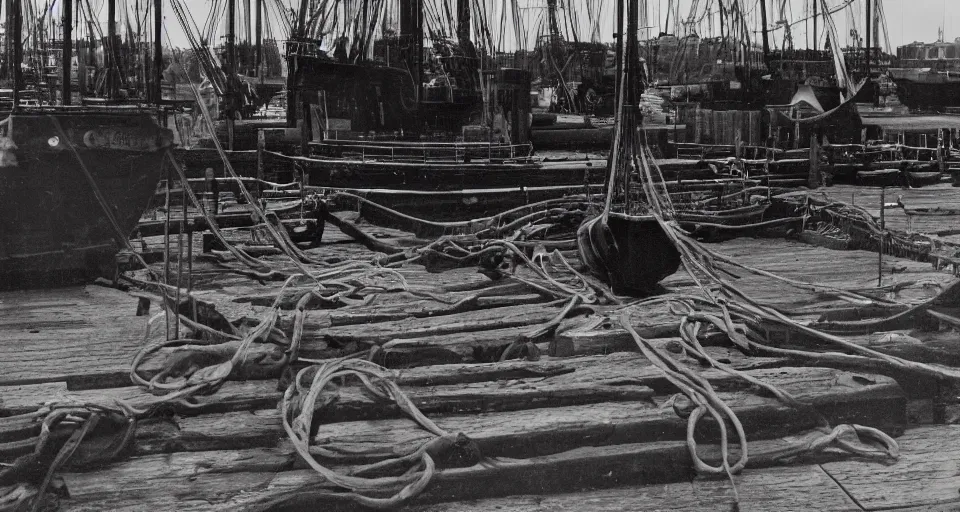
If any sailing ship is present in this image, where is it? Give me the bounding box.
[577,0,680,295]
[0,0,173,287]
[282,0,528,141]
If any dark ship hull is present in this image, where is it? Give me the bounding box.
[577,213,681,295]
[291,57,421,134]
[0,110,173,288]
[894,79,960,111]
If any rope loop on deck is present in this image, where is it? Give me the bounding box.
[279,358,476,509]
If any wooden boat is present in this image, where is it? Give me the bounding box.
[676,201,770,226]
[856,168,901,187]
[578,213,681,294]
[889,68,960,111]
[906,170,944,187]
[766,80,867,146]
[0,109,173,287]
[309,139,534,162]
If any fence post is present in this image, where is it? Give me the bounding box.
[809,134,821,189]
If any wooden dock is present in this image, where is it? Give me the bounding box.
[4,186,960,511]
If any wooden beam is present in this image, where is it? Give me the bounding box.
[407,464,861,511]
[0,351,787,417]
[57,433,883,511]
[110,367,905,459]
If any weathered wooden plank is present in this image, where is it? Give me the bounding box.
[408,464,860,512]
[1,377,653,448]
[0,286,149,386]
[826,183,960,235]
[550,309,680,355]
[0,351,785,417]
[821,425,960,511]
[299,303,570,348]
[328,293,547,326]
[127,367,904,459]
[59,437,867,512]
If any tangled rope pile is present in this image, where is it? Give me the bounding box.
[278,359,479,509]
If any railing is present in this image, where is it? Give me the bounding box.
[311,140,534,163]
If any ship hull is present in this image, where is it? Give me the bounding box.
[894,79,960,110]
[577,213,681,296]
[0,110,172,288]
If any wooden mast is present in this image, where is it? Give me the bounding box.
[227,0,238,148]
[626,0,638,107]
[255,0,263,80]
[400,0,422,104]
[107,0,116,98]
[865,0,871,78]
[812,0,817,51]
[62,0,72,105]
[12,0,20,108]
[287,0,309,127]
[154,0,162,102]
[614,0,623,101]
[398,0,422,132]
[456,0,469,43]
[226,0,236,97]
[244,0,251,46]
[3,0,9,82]
[759,0,770,65]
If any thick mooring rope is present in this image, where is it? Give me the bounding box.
[279,359,477,509]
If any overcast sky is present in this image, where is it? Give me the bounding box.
[882,0,959,45]
[148,0,960,51]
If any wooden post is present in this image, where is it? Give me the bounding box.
[256,129,265,199]
[809,134,821,188]
[163,167,172,340]
[938,128,945,172]
[878,187,885,287]
[300,100,311,155]
[205,167,219,215]
[176,178,185,336]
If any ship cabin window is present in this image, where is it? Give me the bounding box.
[949,46,959,59]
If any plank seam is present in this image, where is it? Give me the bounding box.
[818,463,867,512]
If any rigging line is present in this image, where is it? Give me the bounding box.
[499,0,509,50]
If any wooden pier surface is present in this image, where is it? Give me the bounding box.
[3,185,960,511]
